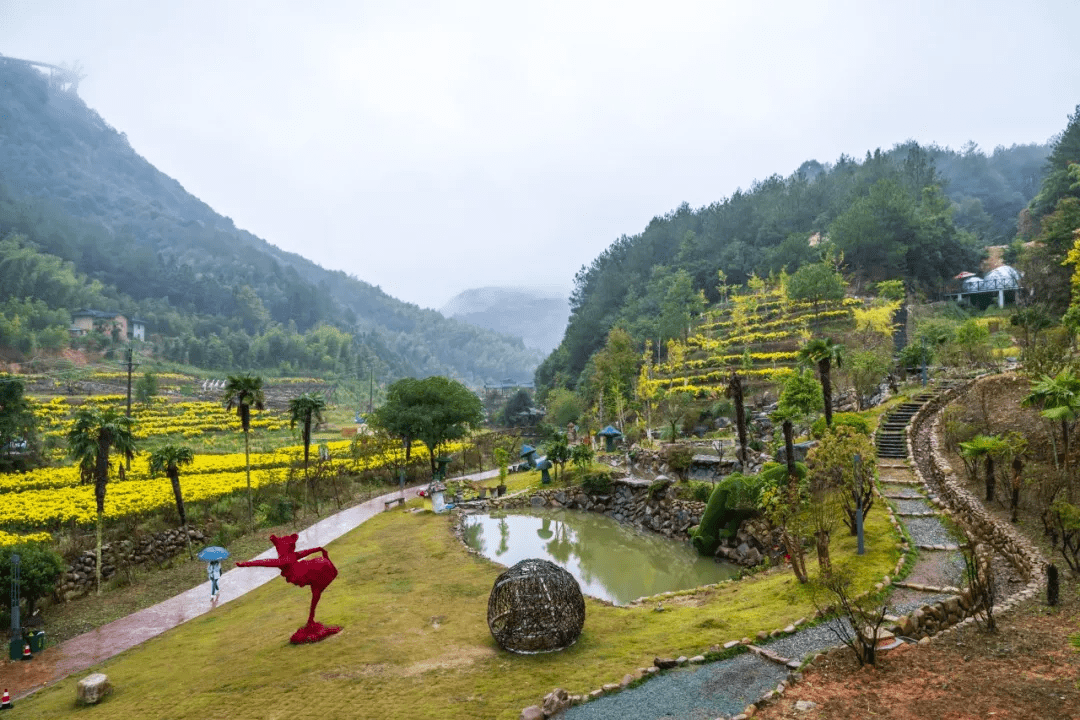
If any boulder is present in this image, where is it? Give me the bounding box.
[520,706,544,720]
[76,673,112,705]
[774,441,818,465]
[541,688,570,716]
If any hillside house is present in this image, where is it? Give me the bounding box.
[130,317,146,341]
[70,309,129,340]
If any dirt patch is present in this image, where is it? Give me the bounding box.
[401,645,497,677]
[757,593,1080,720]
[758,376,1080,720]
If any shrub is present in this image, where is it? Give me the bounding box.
[759,461,808,487]
[663,444,695,481]
[0,542,66,616]
[581,469,612,495]
[811,412,870,438]
[689,481,713,503]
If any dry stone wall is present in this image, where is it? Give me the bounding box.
[487,478,705,541]
[60,527,207,597]
[890,376,1047,640]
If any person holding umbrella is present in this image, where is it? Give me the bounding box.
[197,546,230,598]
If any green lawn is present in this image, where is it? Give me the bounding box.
[19,497,899,719]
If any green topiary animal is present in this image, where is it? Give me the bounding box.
[690,470,787,556]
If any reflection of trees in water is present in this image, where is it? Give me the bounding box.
[466,510,736,605]
[545,519,576,565]
[462,519,486,555]
[496,518,510,556]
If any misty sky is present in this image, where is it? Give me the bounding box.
[2,1,1078,310]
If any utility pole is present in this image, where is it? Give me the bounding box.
[125,347,134,419]
[368,365,374,414]
[123,347,139,470]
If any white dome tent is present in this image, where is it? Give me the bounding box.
[947,264,1023,308]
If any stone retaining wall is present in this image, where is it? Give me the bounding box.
[889,376,1047,640]
[485,478,706,542]
[59,527,207,597]
[908,377,1046,585]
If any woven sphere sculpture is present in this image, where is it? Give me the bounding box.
[487,558,585,653]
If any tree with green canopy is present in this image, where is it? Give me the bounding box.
[0,543,65,617]
[67,406,136,594]
[658,389,694,441]
[1029,103,1080,221]
[546,435,571,481]
[134,371,158,406]
[148,444,195,536]
[223,373,265,533]
[808,425,876,536]
[370,376,484,476]
[498,389,537,427]
[0,375,38,471]
[798,337,844,427]
[785,262,846,306]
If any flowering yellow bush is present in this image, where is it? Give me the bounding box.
[0,435,467,529]
[0,530,52,546]
[32,398,289,442]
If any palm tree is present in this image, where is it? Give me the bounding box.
[725,372,748,465]
[958,434,1010,502]
[1023,369,1080,483]
[289,392,327,512]
[288,392,327,471]
[67,406,136,595]
[798,338,844,427]
[148,444,195,533]
[223,374,265,533]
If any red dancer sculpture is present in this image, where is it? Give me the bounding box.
[237,533,342,643]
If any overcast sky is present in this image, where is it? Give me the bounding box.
[2,1,1078,310]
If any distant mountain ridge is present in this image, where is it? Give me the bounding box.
[0,57,542,384]
[441,286,570,354]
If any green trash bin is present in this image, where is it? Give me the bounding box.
[29,630,45,653]
[8,636,22,661]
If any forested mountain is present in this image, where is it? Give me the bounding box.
[440,286,570,354]
[538,135,1051,394]
[0,57,542,383]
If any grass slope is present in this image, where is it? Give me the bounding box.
[20,498,898,719]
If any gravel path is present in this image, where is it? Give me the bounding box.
[557,401,998,720]
[560,653,788,720]
[903,516,961,546]
[904,550,966,587]
[887,588,955,616]
[891,498,934,514]
[760,619,853,662]
[880,485,925,499]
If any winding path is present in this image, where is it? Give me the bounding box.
[559,381,1032,720]
[4,470,500,701]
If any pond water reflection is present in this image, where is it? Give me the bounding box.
[462,508,739,605]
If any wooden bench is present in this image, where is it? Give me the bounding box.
[384,497,406,510]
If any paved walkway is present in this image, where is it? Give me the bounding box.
[6,469,500,700]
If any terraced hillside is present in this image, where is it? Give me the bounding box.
[640,286,864,398]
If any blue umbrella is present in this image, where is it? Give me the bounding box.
[197,546,230,562]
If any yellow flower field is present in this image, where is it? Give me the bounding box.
[0,437,466,531]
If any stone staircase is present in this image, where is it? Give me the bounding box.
[875,396,930,458]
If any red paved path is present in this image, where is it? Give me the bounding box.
[6,470,500,700]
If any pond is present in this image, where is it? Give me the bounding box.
[461,508,739,605]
